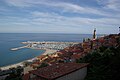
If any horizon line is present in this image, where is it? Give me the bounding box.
[0,32,109,35]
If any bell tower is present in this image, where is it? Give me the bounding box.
[93,28,96,40]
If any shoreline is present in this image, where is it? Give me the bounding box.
[0,49,57,70]
[0,57,36,70]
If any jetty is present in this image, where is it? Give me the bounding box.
[11,46,28,51]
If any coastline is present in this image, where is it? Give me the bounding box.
[0,34,97,71]
[0,49,57,70]
[0,41,77,70]
[0,61,24,70]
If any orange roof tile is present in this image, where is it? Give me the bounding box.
[71,54,81,59]
[30,63,89,80]
[23,73,30,80]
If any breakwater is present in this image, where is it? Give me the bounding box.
[11,46,28,51]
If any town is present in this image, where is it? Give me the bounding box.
[0,29,120,80]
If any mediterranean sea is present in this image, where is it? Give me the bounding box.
[0,33,102,67]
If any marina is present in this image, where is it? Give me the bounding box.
[22,41,79,50]
[11,41,79,51]
[10,41,79,51]
[21,41,79,44]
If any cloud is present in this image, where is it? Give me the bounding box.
[4,0,120,18]
[0,11,119,34]
[1,0,120,34]
[0,8,7,12]
[30,11,120,28]
[1,11,118,28]
[4,0,113,17]
[5,0,33,7]
[0,6,12,13]
[106,0,120,11]
[97,0,120,11]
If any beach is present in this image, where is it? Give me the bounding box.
[0,62,24,70]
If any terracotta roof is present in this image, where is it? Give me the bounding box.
[30,63,89,80]
[23,73,30,80]
[33,62,41,64]
[37,55,46,59]
[58,50,67,54]
[32,77,45,80]
[71,54,81,59]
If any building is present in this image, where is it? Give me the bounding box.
[70,54,82,62]
[24,66,34,74]
[93,28,96,40]
[23,63,89,80]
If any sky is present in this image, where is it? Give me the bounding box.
[0,0,120,34]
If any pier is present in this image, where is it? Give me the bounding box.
[11,46,28,51]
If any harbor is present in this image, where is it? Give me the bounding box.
[26,41,79,50]
[1,33,84,69]
[21,41,79,44]
[11,41,79,51]
[6,41,79,70]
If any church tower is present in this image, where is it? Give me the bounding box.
[93,28,96,40]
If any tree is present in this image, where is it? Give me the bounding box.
[79,46,120,80]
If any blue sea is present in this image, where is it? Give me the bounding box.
[0,33,99,67]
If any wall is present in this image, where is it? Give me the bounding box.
[56,67,87,80]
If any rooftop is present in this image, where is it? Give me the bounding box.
[23,73,30,80]
[71,54,82,59]
[30,63,89,80]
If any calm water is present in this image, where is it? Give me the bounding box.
[0,33,97,67]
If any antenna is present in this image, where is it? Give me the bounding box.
[119,27,120,34]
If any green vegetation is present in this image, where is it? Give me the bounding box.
[5,67,23,80]
[78,46,120,80]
